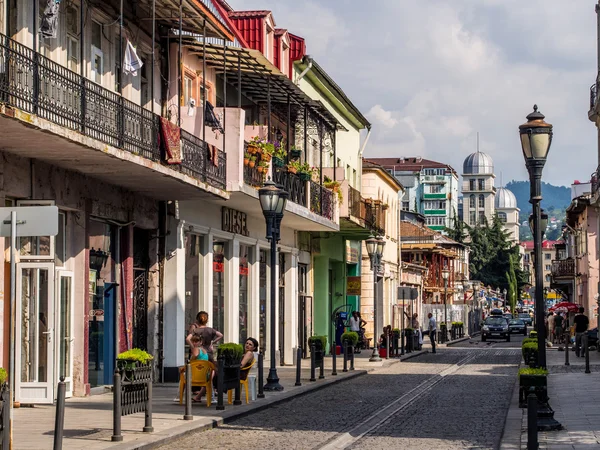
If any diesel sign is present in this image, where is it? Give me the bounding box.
[222,207,249,236]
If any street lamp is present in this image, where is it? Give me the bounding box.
[442,265,450,334]
[529,210,548,237]
[365,234,386,362]
[519,104,552,369]
[258,178,288,391]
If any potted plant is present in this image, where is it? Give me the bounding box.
[518,367,548,407]
[0,367,6,386]
[341,331,359,355]
[247,136,264,155]
[116,348,154,382]
[273,144,287,168]
[289,145,302,160]
[0,367,6,418]
[287,160,300,174]
[529,330,538,339]
[243,152,250,166]
[323,180,343,204]
[262,141,275,162]
[257,160,269,174]
[217,343,244,390]
[308,335,327,364]
[248,156,257,168]
[297,162,313,182]
[522,341,539,368]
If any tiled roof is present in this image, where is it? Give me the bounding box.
[228,10,270,18]
[368,157,457,175]
[275,28,287,36]
[400,221,436,239]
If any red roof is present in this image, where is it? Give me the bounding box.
[369,157,457,175]
[520,240,563,250]
[274,28,287,36]
[212,0,249,48]
[228,10,271,19]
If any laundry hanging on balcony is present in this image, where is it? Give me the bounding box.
[123,40,143,76]
[207,144,219,168]
[159,117,182,165]
[204,101,223,133]
[39,0,60,39]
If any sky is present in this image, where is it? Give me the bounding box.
[228,0,599,188]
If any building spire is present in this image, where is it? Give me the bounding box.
[477,132,480,154]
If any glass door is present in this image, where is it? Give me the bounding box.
[15,263,55,404]
[56,271,74,397]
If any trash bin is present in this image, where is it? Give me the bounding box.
[248,374,257,401]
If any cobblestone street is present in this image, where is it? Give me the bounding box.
[161,341,523,450]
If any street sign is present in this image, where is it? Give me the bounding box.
[397,287,418,300]
[0,206,59,237]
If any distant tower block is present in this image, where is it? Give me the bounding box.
[462,151,496,227]
[495,187,520,243]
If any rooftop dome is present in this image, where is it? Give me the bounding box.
[495,187,518,209]
[463,152,494,174]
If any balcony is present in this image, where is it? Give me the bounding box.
[589,76,599,122]
[0,33,226,200]
[551,259,575,279]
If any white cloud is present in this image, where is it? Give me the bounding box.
[367,105,398,129]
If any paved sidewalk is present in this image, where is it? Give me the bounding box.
[500,346,600,449]
[13,350,425,450]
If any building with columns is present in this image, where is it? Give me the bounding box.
[495,187,520,243]
[461,151,496,227]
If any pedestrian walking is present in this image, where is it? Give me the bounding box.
[574,307,589,357]
[428,313,437,354]
[553,311,564,344]
[547,312,554,344]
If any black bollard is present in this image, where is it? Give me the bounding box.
[144,374,154,432]
[310,343,316,382]
[295,347,303,385]
[565,330,570,366]
[184,362,193,420]
[401,331,405,356]
[527,392,538,450]
[331,344,337,376]
[350,346,355,371]
[53,376,66,450]
[216,358,225,410]
[111,370,123,442]
[319,355,325,379]
[585,334,591,374]
[342,340,348,373]
[257,353,265,398]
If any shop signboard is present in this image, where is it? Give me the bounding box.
[345,241,360,264]
[347,276,361,295]
[222,207,249,236]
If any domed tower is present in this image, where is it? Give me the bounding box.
[462,151,496,227]
[495,187,520,243]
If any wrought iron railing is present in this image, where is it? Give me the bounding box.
[592,167,600,196]
[347,185,362,219]
[308,181,334,220]
[591,81,598,111]
[244,164,263,187]
[274,167,307,208]
[0,32,225,190]
[365,201,385,235]
[551,259,575,279]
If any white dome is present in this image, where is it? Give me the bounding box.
[495,187,518,209]
[463,152,494,174]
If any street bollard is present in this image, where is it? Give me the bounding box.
[53,376,66,450]
[295,347,303,385]
[257,353,265,398]
[310,343,316,382]
[234,377,242,406]
[350,347,355,371]
[527,391,538,450]
[401,332,405,356]
[331,344,337,376]
[319,356,325,379]
[342,340,348,373]
[585,334,591,374]
[184,362,193,420]
[144,374,154,432]
[1,387,8,450]
[111,370,123,442]
[565,330,570,366]
[216,358,225,411]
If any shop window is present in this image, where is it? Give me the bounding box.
[55,212,66,267]
[239,245,249,344]
[213,241,225,336]
[16,200,56,260]
[259,249,267,354]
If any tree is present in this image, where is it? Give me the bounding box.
[444,209,468,244]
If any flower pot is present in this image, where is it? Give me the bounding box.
[262,153,272,162]
[257,166,264,173]
[244,158,249,166]
[273,156,285,168]
[290,149,302,159]
[247,144,258,155]
[298,172,311,182]
[288,166,297,174]
[249,161,256,168]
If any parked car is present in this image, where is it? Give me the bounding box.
[490,308,504,316]
[508,319,527,335]
[517,313,533,326]
[503,313,514,321]
[482,316,511,342]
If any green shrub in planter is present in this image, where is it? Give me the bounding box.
[217,343,244,365]
[117,348,154,365]
[405,327,414,334]
[0,367,7,385]
[309,335,327,351]
[518,367,548,407]
[392,328,400,336]
[522,342,539,365]
[518,368,548,377]
[529,330,538,339]
[341,331,359,346]
[522,338,538,346]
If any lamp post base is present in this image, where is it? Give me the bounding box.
[263,369,284,392]
[369,347,381,362]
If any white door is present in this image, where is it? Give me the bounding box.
[15,263,55,404]
[56,271,74,398]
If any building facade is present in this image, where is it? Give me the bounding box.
[462,152,496,227]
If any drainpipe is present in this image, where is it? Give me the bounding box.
[358,126,372,189]
[295,55,313,85]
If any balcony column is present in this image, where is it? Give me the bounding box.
[222,39,227,155]
[333,130,337,183]
[237,54,242,108]
[178,0,182,126]
[202,20,207,142]
[151,0,155,114]
[286,94,290,165]
[303,106,308,164]
[319,120,324,214]
[80,0,86,133]
[267,75,272,141]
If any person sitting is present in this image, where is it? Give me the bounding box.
[191,335,212,403]
[240,338,259,381]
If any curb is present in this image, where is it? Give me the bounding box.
[109,370,368,450]
[399,349,427,361]
[498,362,523,450]
[445,336,471,346]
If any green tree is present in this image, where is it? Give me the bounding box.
[444,209,468,244]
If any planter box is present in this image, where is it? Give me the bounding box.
[519,375,548,408]
[273,156,285,168]
[222,364,241,392]
[116,360,153,384]
[310,340,325,364]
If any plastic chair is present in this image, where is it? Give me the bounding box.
[227,359,256,404]
[178,360,214,407]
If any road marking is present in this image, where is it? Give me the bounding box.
[317,353,478,450]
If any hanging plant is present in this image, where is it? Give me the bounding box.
[289,146,302,160]
[249,156,257,168]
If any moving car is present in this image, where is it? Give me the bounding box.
[503,313,513,321]
[481,316,510,342]
[508,319,527,335]
[517,313,533,326]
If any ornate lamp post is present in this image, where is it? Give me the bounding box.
[258,179,288,391]
[519,104,552,369]
[366,234,386,362]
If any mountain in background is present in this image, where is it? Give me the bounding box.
[504,180,571,241]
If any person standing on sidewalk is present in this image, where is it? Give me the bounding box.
[574,307,590,357]
[554,312,564,344]
[428,313,437,354]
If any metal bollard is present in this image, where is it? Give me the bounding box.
[331,344,337,376]
[184,362,193,420]
[257,353,265,398]
[144,375,154,432]
[401,332,405,356]
[310,343,316,382]
[295,347,303,385]
[343,340,348,372]
[585,334,591,374]
[111,370,123,442]
[350,347,355,371]
[527,392,538,450]
[216,358,225,410]
[565,330,570,366]
[319,354,325,380]
[53,376,66,450]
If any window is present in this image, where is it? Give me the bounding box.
[478,194,485,209]
[469,195,476,209]
[498,212,507,223]
[479,212,486,224]
[430,185,443,194]
[545,274,551,283]
[402,201,410,211]
[469,211,476,226]
[545,253,551,260]
[66,6,79,72]
[545,265,551,271]
[478,179,485,190]
[184,75,194,106]
[91,21,103,84]
[469,179,476,191]
[38,0,51,56]
[114,37,121,91]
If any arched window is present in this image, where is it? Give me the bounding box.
[469,195,476,208]
[478,194,485,208]
[498,212,507,223]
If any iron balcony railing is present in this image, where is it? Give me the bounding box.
[592,167,600,196]
[365,201,385,236]
[308,181,334,221]
[347,185,362,219]
[0,32,225,190]
[551,259,575,279]
[591,81,598,111]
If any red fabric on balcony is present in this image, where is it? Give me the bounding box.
[159,117,182,165]
[207,144,219,167]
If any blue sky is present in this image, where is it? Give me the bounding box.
[229,0,598,187]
